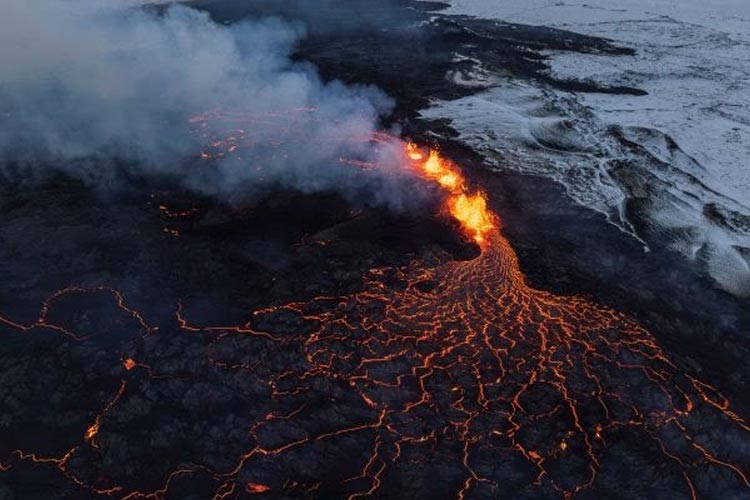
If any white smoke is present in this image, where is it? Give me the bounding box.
[0,0,420,208]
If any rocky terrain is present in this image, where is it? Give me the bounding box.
[2,1,749,499]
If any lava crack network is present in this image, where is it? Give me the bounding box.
[1,119,750,500]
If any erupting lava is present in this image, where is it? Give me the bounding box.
[2,112,750,500]
[407,144,494,244]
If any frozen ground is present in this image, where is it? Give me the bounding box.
[422,0,750,296]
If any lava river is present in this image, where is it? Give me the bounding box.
[1,136,750,500]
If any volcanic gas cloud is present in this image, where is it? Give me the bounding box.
[0,0,417,209]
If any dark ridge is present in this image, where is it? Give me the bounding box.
[179,0,645,117]
[445,16,637,56]
[541,77,649,95]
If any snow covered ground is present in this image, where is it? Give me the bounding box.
[423,0,750,296]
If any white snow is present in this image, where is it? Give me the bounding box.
[437,0,750,41]
[422,0,750,296]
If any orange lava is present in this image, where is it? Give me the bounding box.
[407,144,493,244]
[2,115,750,500]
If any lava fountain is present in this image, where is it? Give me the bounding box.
[407,144,494,245]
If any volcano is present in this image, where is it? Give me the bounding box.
[1,1,750,500]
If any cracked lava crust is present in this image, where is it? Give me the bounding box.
[2,144,750,500]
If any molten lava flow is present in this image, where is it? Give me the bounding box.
[406,144,493,244]
[3,116,750,500]
[449,194,493,244]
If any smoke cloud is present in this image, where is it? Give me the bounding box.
[0,0,420,208]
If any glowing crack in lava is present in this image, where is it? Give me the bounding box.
[2,115,750,500]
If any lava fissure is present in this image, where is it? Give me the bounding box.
[2,127,750,499]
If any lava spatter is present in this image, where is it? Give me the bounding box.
[2,123,750,499]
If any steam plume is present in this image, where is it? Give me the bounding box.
[0,0,418,208]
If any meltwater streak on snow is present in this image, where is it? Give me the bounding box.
[423,0,750,297]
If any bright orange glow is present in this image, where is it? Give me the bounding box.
[84,423,99,442]
[406,142,424,161]
[449,193,493,243]
[423,149,442,174]
[405,143,493,244]
[246,483,271,494]
[123,358,136,371]
[438,172,459,190]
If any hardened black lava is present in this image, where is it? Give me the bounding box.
[2,2,750,500]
